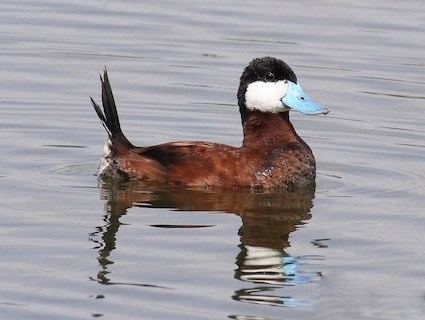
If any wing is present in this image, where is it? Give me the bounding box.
[130,141,244,187]
[134,141,235,168]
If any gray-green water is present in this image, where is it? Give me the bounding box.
[1,1,424,319]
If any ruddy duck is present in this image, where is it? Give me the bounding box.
[91,57,328,189]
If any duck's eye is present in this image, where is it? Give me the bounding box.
[265,72,275,81]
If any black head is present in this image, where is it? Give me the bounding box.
[237,57,297,123]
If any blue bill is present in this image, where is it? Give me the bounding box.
[281,81,329,115]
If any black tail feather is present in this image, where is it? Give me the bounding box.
[91,69,133,148]
[90,97,110,135]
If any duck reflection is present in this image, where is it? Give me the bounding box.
[90,180,319,307]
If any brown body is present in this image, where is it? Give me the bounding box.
[111,111,315,189]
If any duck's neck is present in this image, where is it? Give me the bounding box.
[242,110,301,149]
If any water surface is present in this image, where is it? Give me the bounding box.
[0,0,424,319]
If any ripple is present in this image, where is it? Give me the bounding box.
[318,161,425,199]
[149,224,215,228]
[358,75,425,85]
[359,90,425,100]
[43,144,87,148]
[88,277,173,290]
[0,301,26,307]
[225,37,299,45]
[229,316,276,320]
[51,163,97,175]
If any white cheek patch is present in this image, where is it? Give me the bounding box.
[245,80,289,113]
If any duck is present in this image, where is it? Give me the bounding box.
[90,57,329,190]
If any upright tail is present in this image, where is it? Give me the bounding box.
[90,69,133,149]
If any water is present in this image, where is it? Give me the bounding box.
[0,0,424,319]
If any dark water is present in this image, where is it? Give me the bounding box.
[1,1,424,319]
